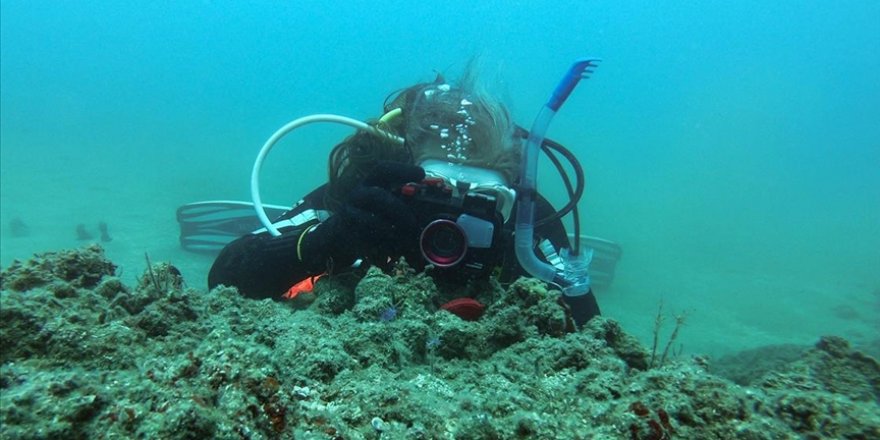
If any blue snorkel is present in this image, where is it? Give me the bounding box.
[515,58,601,310]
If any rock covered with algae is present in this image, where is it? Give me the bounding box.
[1,246,878,439]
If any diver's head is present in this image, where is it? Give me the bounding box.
[397,75,520,185]
[326,68,520,212]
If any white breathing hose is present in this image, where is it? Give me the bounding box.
[251,114,404,236]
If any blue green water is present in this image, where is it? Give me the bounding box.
[2,0,878,357]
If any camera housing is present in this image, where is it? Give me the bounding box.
[397,177,504,278]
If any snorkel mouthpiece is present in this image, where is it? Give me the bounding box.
[515,58,600,296]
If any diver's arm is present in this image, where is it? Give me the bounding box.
[208,226,323,299]
[208,163,422,299]
[207,185,331,299]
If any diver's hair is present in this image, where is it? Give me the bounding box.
[403,65,520,183]
[326,64,520,210]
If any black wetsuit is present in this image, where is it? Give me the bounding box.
[208,183,600,321]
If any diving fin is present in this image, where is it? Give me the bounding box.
[569,234,623,290]
[176,201,290,253]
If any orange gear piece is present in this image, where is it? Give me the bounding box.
[282,274,325,300]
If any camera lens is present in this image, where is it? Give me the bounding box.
[420,219,467,267]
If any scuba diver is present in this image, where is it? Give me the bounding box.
[188,60,616,327]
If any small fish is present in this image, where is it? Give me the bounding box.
[76,224,93,240]
[9,218,29,237]
[379,306,398,322]
[282,274,324,300]
[98,221,112,242]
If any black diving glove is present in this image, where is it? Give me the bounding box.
[300,162,425,271]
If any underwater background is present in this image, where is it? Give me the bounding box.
[2,0,878,362]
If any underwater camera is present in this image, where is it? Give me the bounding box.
[396,177,503,276]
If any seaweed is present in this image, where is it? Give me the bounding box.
[649,300,688,368]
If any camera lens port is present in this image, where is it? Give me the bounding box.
[420,219,467,267]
